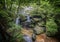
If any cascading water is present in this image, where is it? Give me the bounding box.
[22,7,33,42]
[16,16,20,25]
[26,15,31,23]
[23,35,32,42]
[15,6,33,42]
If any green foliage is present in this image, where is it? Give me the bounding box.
[30,0,54,14]
[0,10,15,23]
[7,23,24,42]
[0,10,13,28]
[30,0,54,21]
[0,0,60,41]
[29,0,54,28]
[46,19,58,36]
[0,10,9,20]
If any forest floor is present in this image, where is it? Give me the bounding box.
[21,28,58,42]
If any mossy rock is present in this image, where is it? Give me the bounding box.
[33,18,40,22]
[33,26,44,35]
[19,14,26,21]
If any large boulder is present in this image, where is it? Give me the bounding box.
[33,26,45,35]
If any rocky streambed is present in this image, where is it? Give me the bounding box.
[21,28,58,42]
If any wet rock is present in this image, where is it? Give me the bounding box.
[33,18,40,22]
[33,26,44,35]
[32,34,36,42]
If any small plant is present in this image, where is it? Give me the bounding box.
[7,23,24,42]
[46,19,58,36]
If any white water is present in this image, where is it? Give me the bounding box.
[16,17,20,25]
[26,15,31,23]
[23,35,32,42]
[15,6,33,42]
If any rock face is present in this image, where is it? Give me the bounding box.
[33,26,44,35]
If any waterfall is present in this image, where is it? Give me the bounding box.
[23,35,32,42]
[26,15,31,23]
[16,16,20,25]
[15,6,33,42]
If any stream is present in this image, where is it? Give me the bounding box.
[15,6,58,42]
[15,6,32,42]
[16,16,32,42]
[23,35,32,42]
[16,16,20,25]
